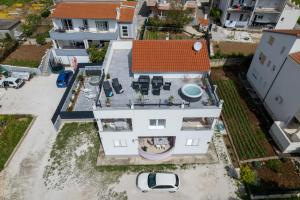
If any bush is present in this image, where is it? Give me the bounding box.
[240,165,256,185]
[265,159,283,173]
[36,34,46,45]
[0,35,18,62]
[87,42,109,63]
[22,14,41,37]
[41,9,51,18]
[210,8,222,23]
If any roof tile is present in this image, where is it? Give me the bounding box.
[290,52,300,64]
[132,40,210,73]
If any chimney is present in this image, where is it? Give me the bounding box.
[116,7,120,20]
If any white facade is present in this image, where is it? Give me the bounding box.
[93,41,223,160]
[49,4,137,65]
[216,0,300,29]
[247,30,300,153]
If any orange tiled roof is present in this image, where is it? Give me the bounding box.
[264,29,300,37]
[51,2,136,22]
[290,52,300,64]
[132,40,210,73]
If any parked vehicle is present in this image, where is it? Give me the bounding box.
[56,70,73,88]
[10,71,31,81]
[136,172,179,192]
[0,77,25,89]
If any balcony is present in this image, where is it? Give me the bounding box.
[138,136,175,160]
[49,28,118,41]
[225,20,248,28]
[254,7,281,13]
[228,4,254,12]
[101,118,132,132]
[181,117,213,131]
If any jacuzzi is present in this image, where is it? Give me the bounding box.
[179,84,203,102]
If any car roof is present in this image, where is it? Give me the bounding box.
[155,173,176,186]
[4,77,18,81]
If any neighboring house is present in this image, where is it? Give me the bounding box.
[49,1,137,65]
[214,0,300,29]
[247,29,300,153]
[93,40,223,160]
[0,19,22,40]
[146,0,197,19]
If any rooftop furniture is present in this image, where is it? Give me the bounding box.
[112,78,124,94]
[138,75,150,86]
[152,76,164,87]
[103,81,114,97]
[141,84,149,95]
[132,81,140,91]
[163,82,171,90]
[152,88,160,95]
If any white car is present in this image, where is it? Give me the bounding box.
[136,172,179,192]
[0,77,25,89]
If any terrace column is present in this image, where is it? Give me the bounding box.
[83,40,89,49]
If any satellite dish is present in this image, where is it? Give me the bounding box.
[193,41,202,52]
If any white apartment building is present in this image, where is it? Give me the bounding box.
[49,2,137,65]
[247,29,300,153]
[214,0,300,29]
[93,40,223,160]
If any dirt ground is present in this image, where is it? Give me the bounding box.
[213,41,258,56]
[3,43,51,62]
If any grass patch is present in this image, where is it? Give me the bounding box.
[0,114,33,171]
[214,79,269,160]
[3,59,40,68]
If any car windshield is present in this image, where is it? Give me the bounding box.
[148,173,156,188]
[15,79,21,84]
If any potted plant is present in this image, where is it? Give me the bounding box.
[141,146,147,152]
[106,97,111,107]
[106,73,110,80]
[168,95,174,105]
[103,123,108,129]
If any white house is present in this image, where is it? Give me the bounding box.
[214,0,300,29]
[0,19,22,39]
[93,40,223,160]
[49,1,137,65]
[247,29,300,153]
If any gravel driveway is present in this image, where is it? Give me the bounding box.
[0,75,65,200]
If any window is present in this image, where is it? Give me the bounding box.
[83,19,88,29]
[121,25,129,37]
[266,60,271,67]
[268,36,274,46]
[185,139,199,146]
[62,19,73,30]
[113,139,127,147]
[259,52,266,65]
[95,21,109,31]
[280,46,286,54]
[257,15,263,19]
[149,119,166,129]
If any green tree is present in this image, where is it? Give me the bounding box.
[210,8,222,23]
[240,165,256,185]
[41,9,51,18]
[36,34,46,45]
[165,3,193,28]
[87,43,108,63]
[22,14,41,37]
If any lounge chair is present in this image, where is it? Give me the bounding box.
[103,81,113,97]
[112,78,124,94]
[163,82,171,90]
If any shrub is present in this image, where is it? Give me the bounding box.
[210,8,222,23]
[87,42,108,63]
[240,165,256,185]
[22,14,41,37]
[36,34,46,45]
[265,159,283,173]
[41,9,51,18]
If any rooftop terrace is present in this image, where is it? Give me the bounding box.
[97,49,220,109]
